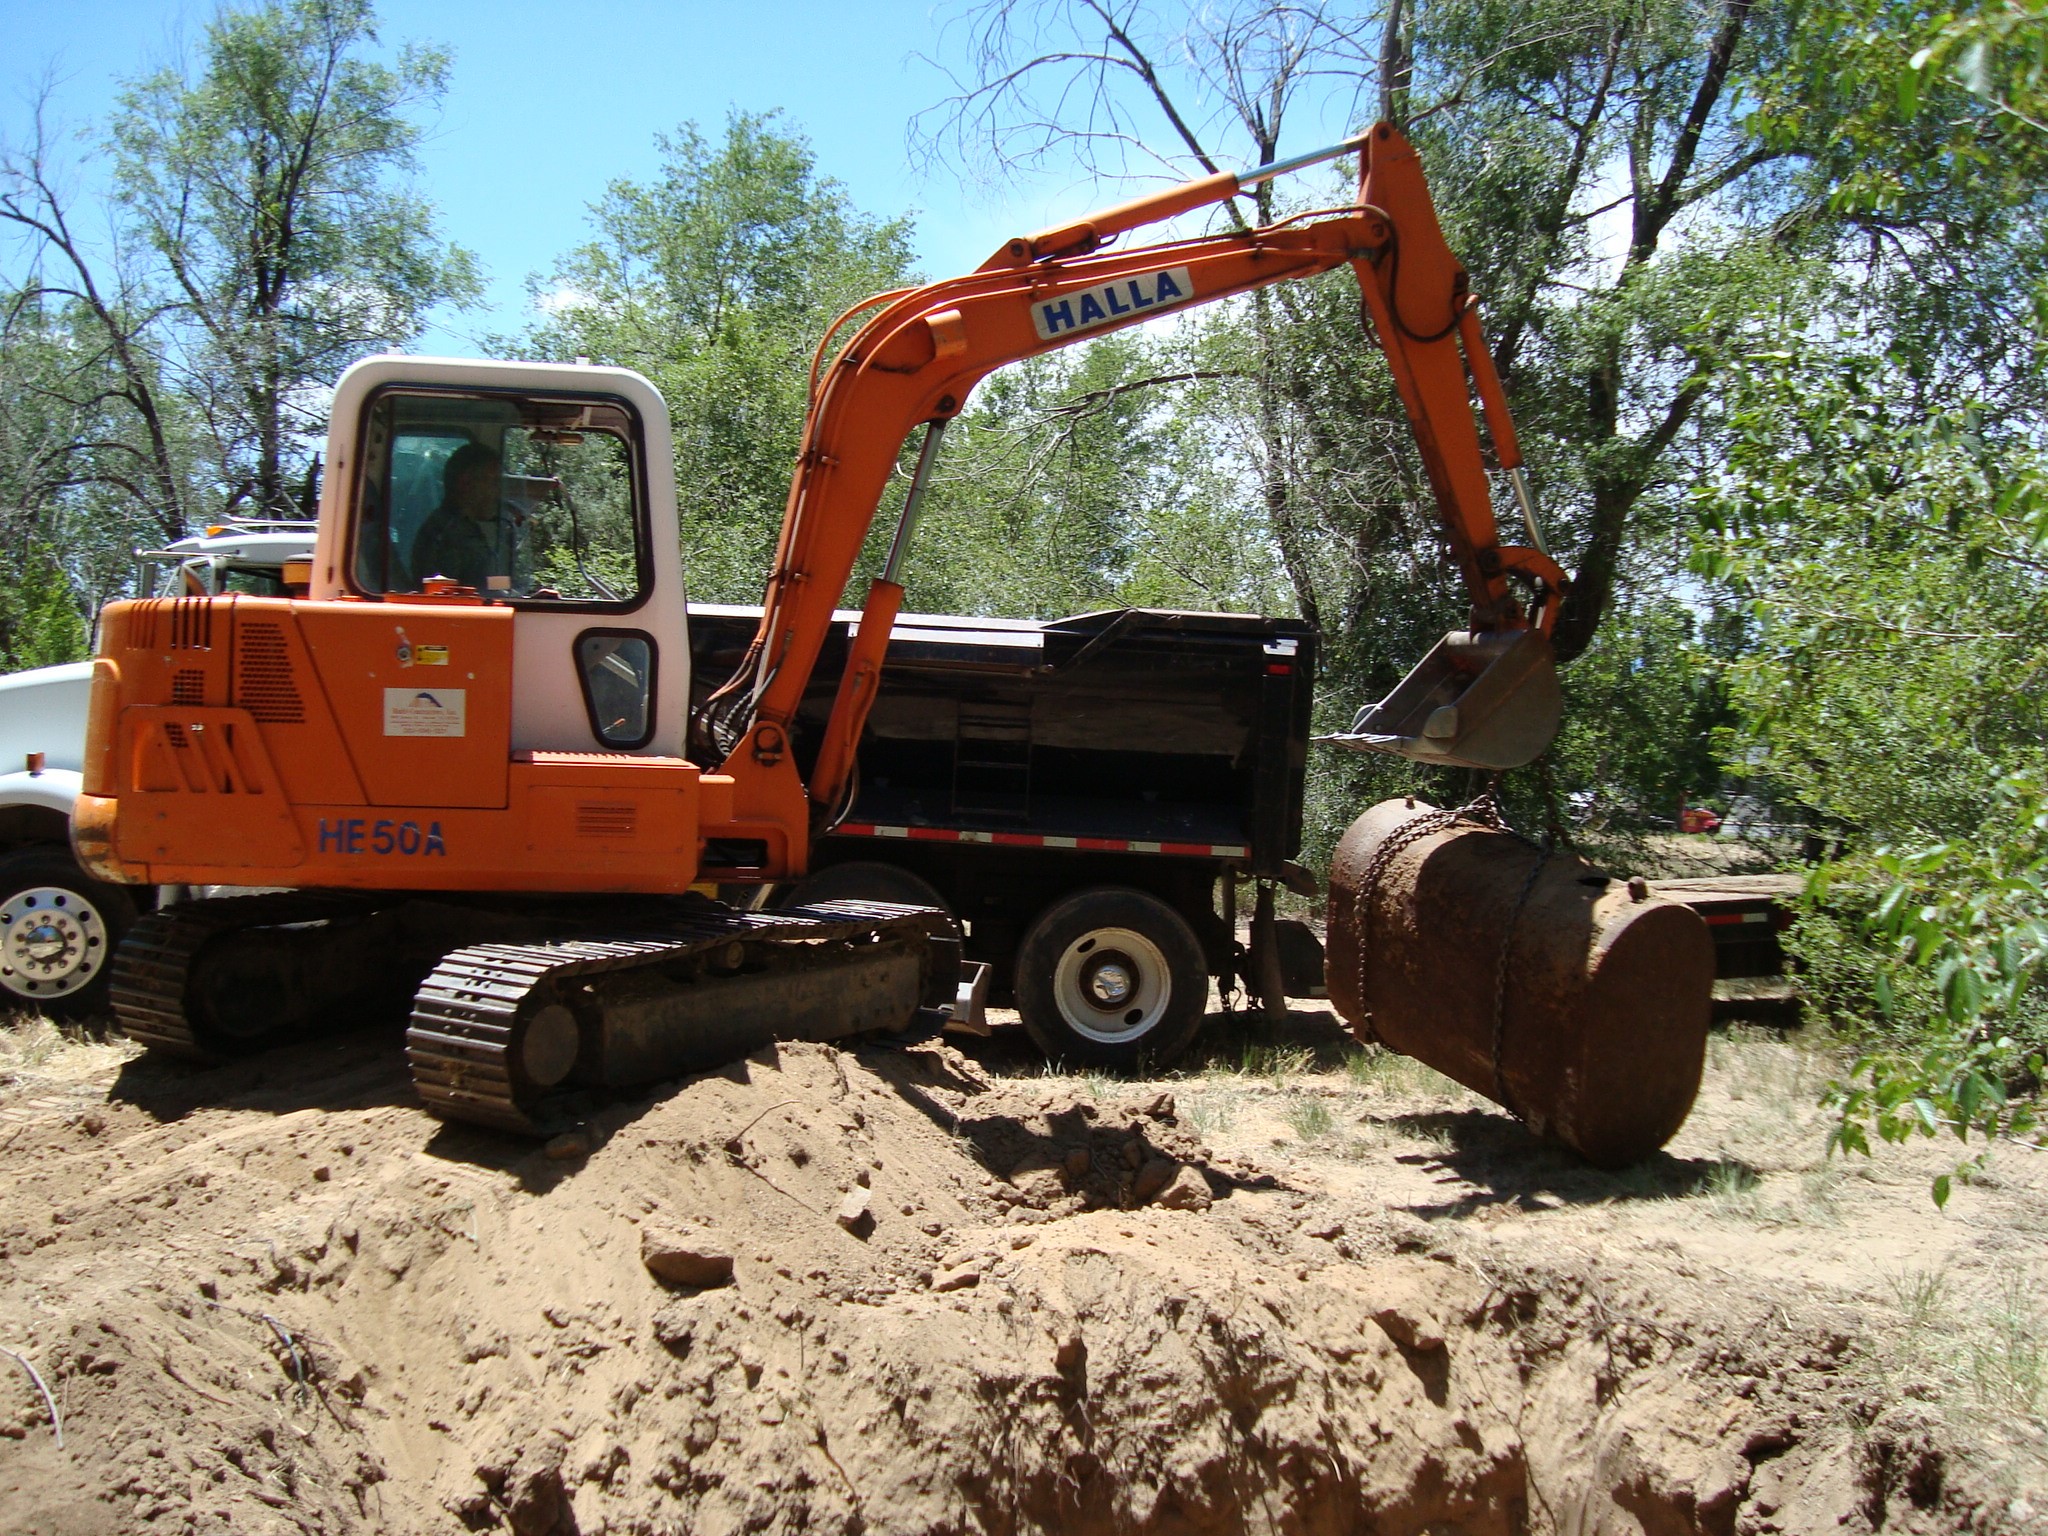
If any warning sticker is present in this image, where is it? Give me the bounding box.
[384,687,466,738]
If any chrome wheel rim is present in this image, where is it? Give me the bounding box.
[0,886,107,1002]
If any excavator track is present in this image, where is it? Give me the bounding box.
[111,891,388,1060]
[406,900,954,1134]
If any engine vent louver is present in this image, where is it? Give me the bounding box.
[169,597,213,651]
[127,602,162,651]
[235,622,305,723]
[575,802,637,839]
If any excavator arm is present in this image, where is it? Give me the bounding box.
[712,121,1567,836]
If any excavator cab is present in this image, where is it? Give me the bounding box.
[309,358,692,763]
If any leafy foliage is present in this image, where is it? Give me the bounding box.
[111,0,478,518]
[1701,332,2048,1193]
[1815,773,2047,1206]
[0,0,471,657]
[910,332,1294,619]
[524,112,916,603]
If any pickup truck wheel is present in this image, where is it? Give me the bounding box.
[0,848,138,1019]
[1016,888,1206,1070]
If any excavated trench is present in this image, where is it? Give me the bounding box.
[0,1036,1984,1535]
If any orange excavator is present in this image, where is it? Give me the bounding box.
[73,123,1567,1132]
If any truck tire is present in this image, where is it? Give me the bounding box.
[0,847,139,1019]
[1015,887,1207,1070]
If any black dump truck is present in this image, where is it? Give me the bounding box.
[688,604,1323,1067]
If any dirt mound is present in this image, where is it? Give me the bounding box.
[0,1028,2034,1534]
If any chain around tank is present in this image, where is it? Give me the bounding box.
[1345,781,1552,1118]
[110,890,387,1060]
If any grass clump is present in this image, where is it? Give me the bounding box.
[1342,1044,1462,1099]
[1183,1092,1236,1138]
[1211,1042,1313,1086]
[1283,1097,1335,1142]
[1878,1263,2046,1422]
[0,1010,135,1086]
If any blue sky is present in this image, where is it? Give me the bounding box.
[1,0,1141,354]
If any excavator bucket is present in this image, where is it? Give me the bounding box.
[1322,628,1561,771]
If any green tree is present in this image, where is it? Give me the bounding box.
[2,108,200,545]
[111,0,478,519]
[917,0,1808,657]
[1702,338,2047,1189]
[0,286,193,657]
[1696,0,2048,1193]
[914,0,2048,869]
[526,112,916,602]
[909,0,1863,854]
[908,332,1291,618]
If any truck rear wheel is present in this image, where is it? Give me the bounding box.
[1016,887,1207,1070]
[0,848,138,1019]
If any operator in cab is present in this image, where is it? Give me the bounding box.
[409,442,532,595]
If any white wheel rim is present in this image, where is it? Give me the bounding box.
[1052,926,1172,1044]
[0,886,107,1001]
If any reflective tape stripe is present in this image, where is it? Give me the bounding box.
[831,824,1247,859]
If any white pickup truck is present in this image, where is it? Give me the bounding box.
[0,522,316,1015]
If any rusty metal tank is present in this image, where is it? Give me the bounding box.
[1326,797,1715,1167]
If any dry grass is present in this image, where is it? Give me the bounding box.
[1220,1043,1315,1086]
[1878,1262,2048,1425]
[1283,1097,1336,1142]
[0,1010,137,1088]
[1342,1044,1463,1099]
[1181,1090,1237,1138]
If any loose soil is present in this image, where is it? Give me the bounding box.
[0,994,2043,1535]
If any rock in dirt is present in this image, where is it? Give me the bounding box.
[835,1185,873,1232]
[639,1225,735,1288]
[1154,1164,1212,1211]
[1369,1272,1446,1351]
[543,1129,590,1160]
[933,1260,982,1292]
[506,1461,567,1536]
[1132,1156,1180,1204]
[652,1295,708,1355]
[1007,1150,1069,1203]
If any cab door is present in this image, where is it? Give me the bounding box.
[319,358,689,759]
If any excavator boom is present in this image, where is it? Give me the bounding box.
[710,120,1564,815]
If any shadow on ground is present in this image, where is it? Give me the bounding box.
[1377,1105,1757,1217]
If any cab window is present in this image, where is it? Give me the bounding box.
[352,389,648,607]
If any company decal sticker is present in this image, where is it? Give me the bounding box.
[318,818,447,856]
[383,687,466,737]
[394,627,449,667]
[1031,266,1194,341]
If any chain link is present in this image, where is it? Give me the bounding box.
[1347,775,1553,1123]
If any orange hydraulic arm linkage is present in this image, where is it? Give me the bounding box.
[713,121,1568,834]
